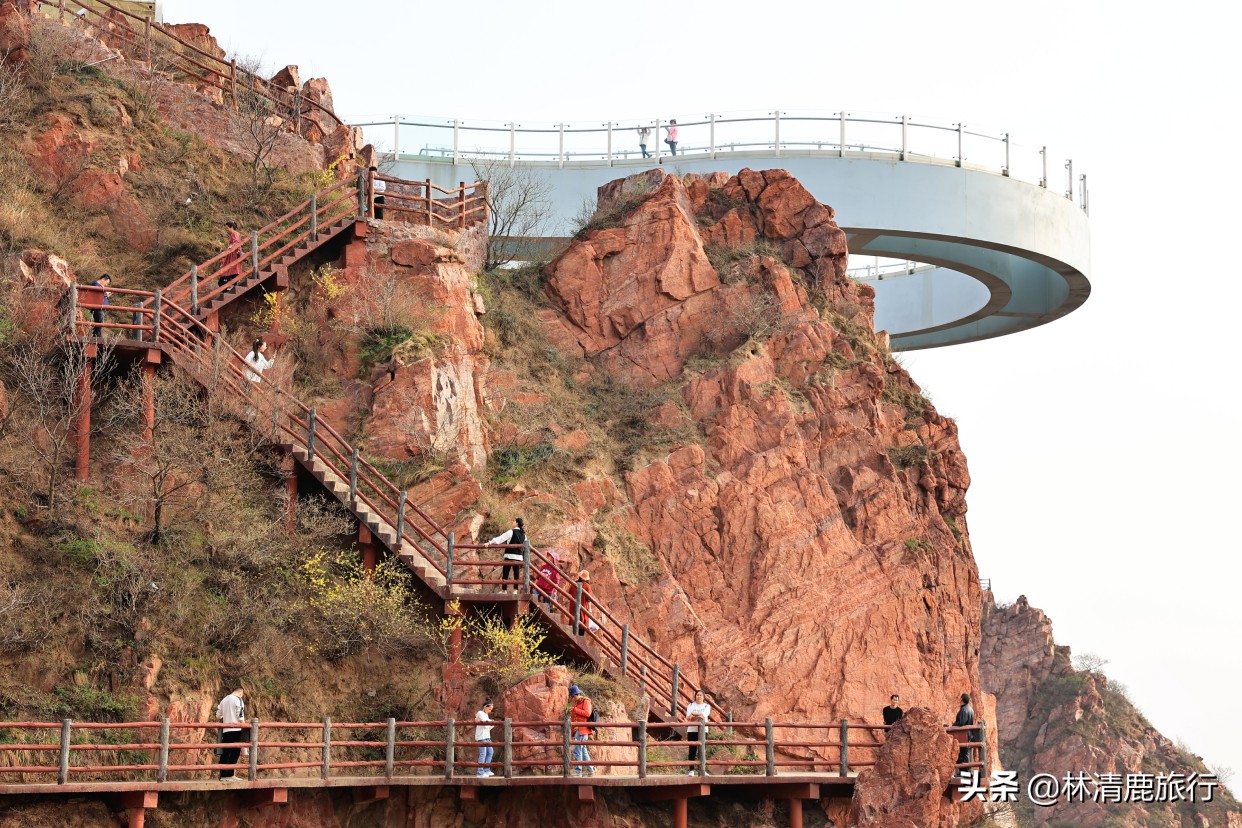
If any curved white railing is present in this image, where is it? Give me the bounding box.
[348,109,1089,212]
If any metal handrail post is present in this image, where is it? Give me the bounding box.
[306,407,317,460]
[58,719,71,784]
[509,122,516,168]
[1040,146,1047,188]
[452,119,459,165]
[321,718,331,780]
[446,531,455,586]
[606,121,613,166]
[1065,159,1073,199]
[1003,133,1010,176]
[392,114,401,159]
[839,718,849,776]
[385,718,396,779]
[558,123,565,169]
[765,718,775,777]
[956,123,964,167]
[655,118,662,163]
[774,109,781,157]
[249,718,259,780]
[157,719,169,783]
[901,115,908,160]
[709,113,716,159]
[839,112,846,157]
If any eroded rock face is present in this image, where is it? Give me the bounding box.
[0,1,30,64]
[982,595,1242,826]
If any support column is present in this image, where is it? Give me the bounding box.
[358,523,376,573]
[73,344,96,482]
[673,798,688,828]
[448,620,463,663]
[789,799,803,828]
[283,456,297,533]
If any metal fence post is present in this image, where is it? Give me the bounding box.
[558,122,565,169]
[709,113,716,159]
[349,449,358,503]
[250,230,259,277]
[522,540,531,594]
[157,718,169,783]
[901,115,908,160]
[1040,146,1048,188]
[638,720,648,779]
[606,121,613,166]
[979,721,989,779]
[670,664,680,718]
[620,625,630,676]
[1081,174,1089,214]
[839,719,849,776]
[452,119,460,165]
[1003,133,1010,176]
[1065,159,1073,199]
[310,193,318,238]
[151,289,162,341]
[190,265,199,315]
[509,122,516,168]
[249,718,259,780]
[573,580,584,635]
[698,724,707,777]
[765,718,775,777]
[392,114,401,159]
[839,112,846,157]
[321,718,331,780]
[446,531,455,586]
[562,716,572,777]
[396,491,407,543]
[306,407,317,460]
[503,718,513,779]
[385,718,396,780]
[774,109,781,157]
[655,117,662,163]
[444,718,455,778]
[956,123,964,167]
[58,719,71,784]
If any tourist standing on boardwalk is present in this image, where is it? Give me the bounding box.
[953,692,976,770]
[569,685,595,776]
[371,167,386,220]
[88,273,111,337]
[664,119,679,155]
[575,570,594,635]
[475,700,495,777]
[220,221,243,292]
[488,517,527,593]
[685,690,711,775]
[535,550,561,612]
[883,694,904,725]
[215,687,246,780]
[637,125,651,158]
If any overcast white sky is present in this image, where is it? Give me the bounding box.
[170,0,1241,778]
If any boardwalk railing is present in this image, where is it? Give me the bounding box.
[0,718,986,786]
[370,171,488,230]
[351,110,1087,207]
[44,0,341,132]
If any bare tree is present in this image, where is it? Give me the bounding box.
[1,338,116,509]
[469,157,554,270]
[231,55,286,196]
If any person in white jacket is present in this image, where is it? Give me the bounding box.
[215,687,246,780]
[685,690,711,775]
[475,700,495,777]
[488,517,526,593]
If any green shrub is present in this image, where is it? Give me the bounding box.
[358,326,415,374]
[888,443,932,469]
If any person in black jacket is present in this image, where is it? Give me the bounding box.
[883,694,904,726]
[953,693,977,770]
[488,517,526,593]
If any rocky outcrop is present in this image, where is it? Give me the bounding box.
[982,594,1242,826]
[0,1,30,64]
[541,171,987,747]
[848,707,977,828]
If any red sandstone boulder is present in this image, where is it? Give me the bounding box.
[270,64,301,91]
[164,23,225,60]
[70,169,156,251]
[299,76,336,142]
[501,665,572,775]
[22,115,96,189]
[847,707,962,828]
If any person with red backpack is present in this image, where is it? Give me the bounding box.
[534,551,560,613]
[569,684,596,776]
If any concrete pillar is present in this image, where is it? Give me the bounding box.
[448,624,462,663]
[789,799,803,828]
[73,346,95,482]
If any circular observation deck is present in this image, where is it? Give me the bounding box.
[349,110,1091,350]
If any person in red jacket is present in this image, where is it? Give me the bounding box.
[534,551,560,613]
[569,685,595,776]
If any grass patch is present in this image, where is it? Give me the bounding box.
[592,512,661,585]
[704,239,782,283]
[888,443,932,469]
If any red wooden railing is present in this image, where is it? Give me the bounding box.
[370,171,489,230]
[45,0,342,132]
[0,717,987,785]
